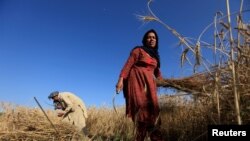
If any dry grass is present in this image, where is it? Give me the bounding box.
[0,100,214,141]
[0,103,135,141]
[86,106,134,140]
[156,44,250,125]
[0,102,85,141]
[0,95,221,141]
[159,96,213,141]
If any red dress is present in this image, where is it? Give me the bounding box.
[120,47,162,124]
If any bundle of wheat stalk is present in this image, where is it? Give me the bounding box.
[0,103,85,141]
[156,71,214,95]
[157,56,249,94]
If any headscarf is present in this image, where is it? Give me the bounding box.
[141,29,160,68]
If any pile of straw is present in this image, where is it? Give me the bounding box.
[0,104,84,141]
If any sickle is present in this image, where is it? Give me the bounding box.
[112,91,118,114]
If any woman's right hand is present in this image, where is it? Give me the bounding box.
[57,112,65,117]
[116,77,123,94]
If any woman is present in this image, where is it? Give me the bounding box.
[116,29,163,141]
[48,91,88,132]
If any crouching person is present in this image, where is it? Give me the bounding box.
[48,91,88,137]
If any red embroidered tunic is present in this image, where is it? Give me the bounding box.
[119,47,162,124]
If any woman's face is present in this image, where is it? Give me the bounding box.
[52,95,59,101]
[146,32,156,48]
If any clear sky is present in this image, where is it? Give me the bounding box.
[0,0,249,109]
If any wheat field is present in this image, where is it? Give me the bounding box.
[0,96,216,141]
[1,1,249,141]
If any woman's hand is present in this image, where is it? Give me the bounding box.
[57,112,65,117]
[116,77,124,94]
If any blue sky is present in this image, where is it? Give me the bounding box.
[0,0,249,109]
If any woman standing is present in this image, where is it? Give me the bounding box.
[116,29,164,141]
